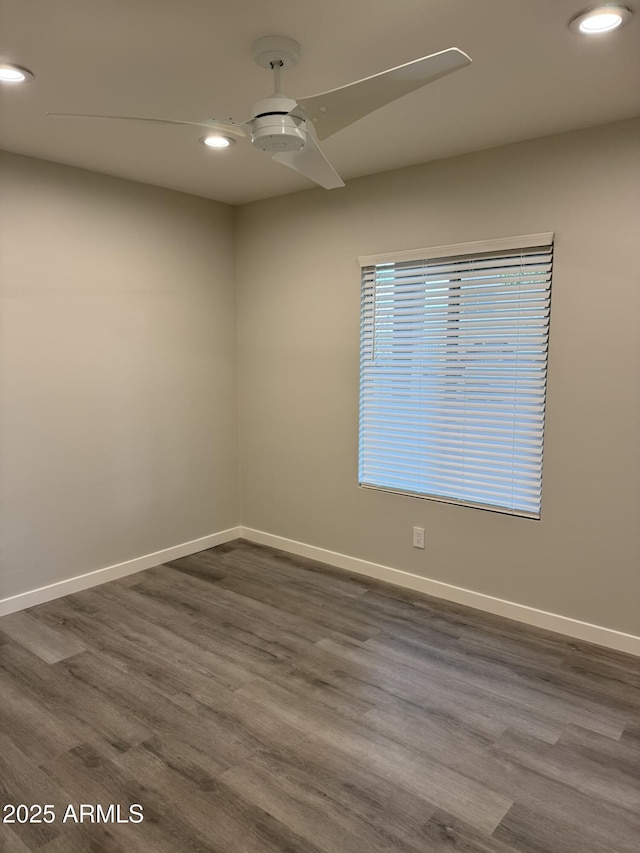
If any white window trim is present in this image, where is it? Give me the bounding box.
[359,232,554,268]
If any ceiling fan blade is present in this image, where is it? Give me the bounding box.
[272,132,344,190]
[46,113,247,137]
[296,47,471,141]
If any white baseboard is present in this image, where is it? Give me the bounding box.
[3,523,638,657]
[240,527,640,657]
[0,527,242,617]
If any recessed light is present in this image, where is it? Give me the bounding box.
[0,64,35,83]
[200,135,235,149]
[569,5,633,34]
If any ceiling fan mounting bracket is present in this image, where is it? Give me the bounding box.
[252,36,301,71]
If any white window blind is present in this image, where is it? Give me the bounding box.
[359,234,553,518]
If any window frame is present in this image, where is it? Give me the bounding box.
[358,233,554,519]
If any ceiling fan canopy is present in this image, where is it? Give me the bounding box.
[47,35,472,190]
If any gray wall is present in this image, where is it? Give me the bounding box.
[235,118,640,636]
[0,152,239,599]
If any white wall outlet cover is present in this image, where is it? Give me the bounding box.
[413,527,425,549]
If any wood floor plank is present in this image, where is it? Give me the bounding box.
[363,695,507,768]
[49,740,327,853]
[0,642,153,755]
[491,728,640,813]
[0,826,38,853]
[0,670,80,763]
[54,652,258,771]
[221,752,428,853]
[420,810,521,852]
[349,589,464,647]
[0,733,66,849]
[0,611,87,663]
[133,569,334,645]
[621,719,640,749]
[112,734,232,790]
[360,633,629,738]
[40,743,222,853]
[237,652,377,721]
[454,630,640,715]
[222,739,437,853]
[493,801,637,853]
[213,546,371,599]
[234,678,513,834]
[460,732,640,852]
[163,551,231,583]
[0,539,638,852]
[311,633,566,742]
[40,830,131,853]
[557,724,640,779]
[123,570,325,665]
[216,576,382,642]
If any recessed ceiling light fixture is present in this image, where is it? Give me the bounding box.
[0,63,35,83]
[569,5,633,34]
[200,135,235,149]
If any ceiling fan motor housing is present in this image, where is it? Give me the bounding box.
[251,116,305,152]
[250,97,305,153]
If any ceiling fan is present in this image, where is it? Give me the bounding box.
[48,36,472,190]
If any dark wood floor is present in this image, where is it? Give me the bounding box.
[1,540,639,852]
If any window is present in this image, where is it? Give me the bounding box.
[359,234,553,518]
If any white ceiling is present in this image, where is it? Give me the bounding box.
[1,0,639,205]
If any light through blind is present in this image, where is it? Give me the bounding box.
[359,235,553,518]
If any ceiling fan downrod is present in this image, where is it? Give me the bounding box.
[270,60,284,96]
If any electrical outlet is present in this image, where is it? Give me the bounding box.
[413,526,425,549]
